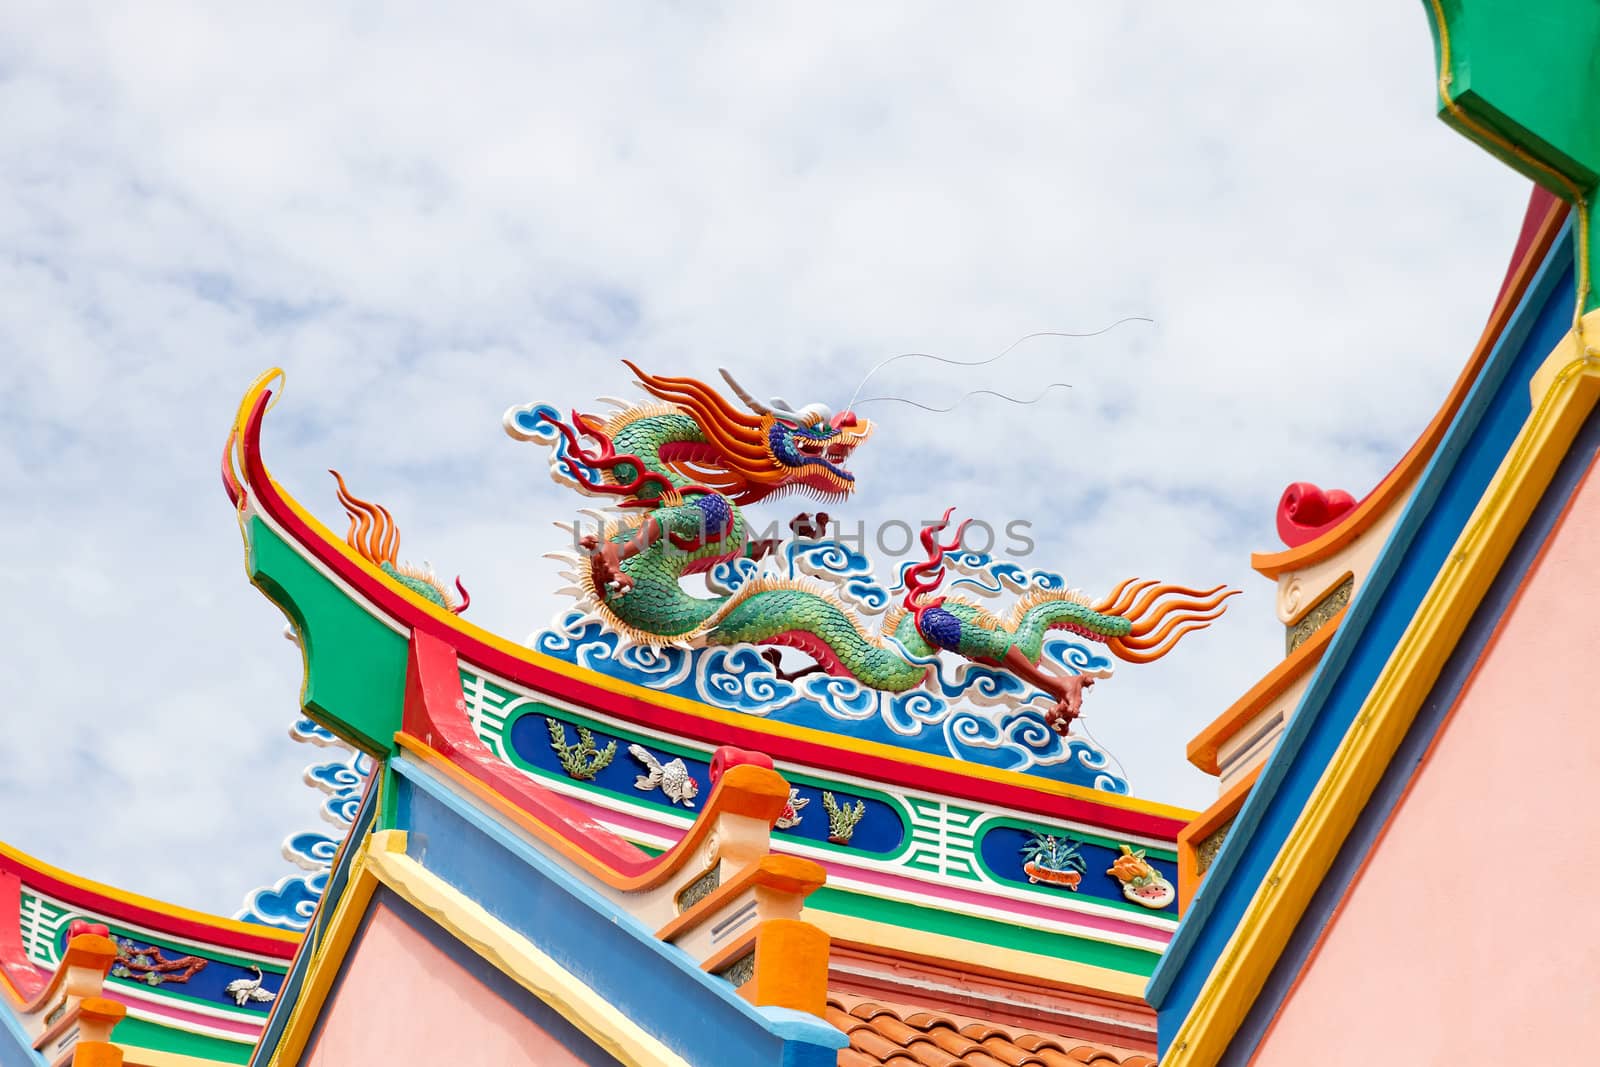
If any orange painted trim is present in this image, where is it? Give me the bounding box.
[655,855,825,943]
[699,933,756,976]
[1175,767,1261,917]
[751,919,831,1016]
[9,933,116,1016]
[1251,196,1568,580]
[70,1043,124,1067]
[1186,609,1346,775]
[395,733,789,894]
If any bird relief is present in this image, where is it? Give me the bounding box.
[1106,844,1175,909]
[224,965,278,1008]
[628,744,700,807]
[1020,833,1088,890]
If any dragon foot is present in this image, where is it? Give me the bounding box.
[1044,674,1095,736]
[581,535,635,596]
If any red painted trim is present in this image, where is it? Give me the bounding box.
[221,430,242,508]
[0,853,295,961]
[0,871,45,1003]
[240,394,1186,841]
[1491,186,1560,315]
[401,630,656,875]
[1251,193,1570,578]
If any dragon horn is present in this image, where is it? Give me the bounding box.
[718,369,773,415]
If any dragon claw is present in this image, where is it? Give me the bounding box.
[586,541,634,596]
[1046,675,1095,736]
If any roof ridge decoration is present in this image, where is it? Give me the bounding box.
[503,361,1237,788]
[235,716,374,932]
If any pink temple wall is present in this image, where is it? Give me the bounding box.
[305,903,598,1066]
[1253,457,1600,1063]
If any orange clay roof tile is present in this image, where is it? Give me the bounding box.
[827,997,1156,1067]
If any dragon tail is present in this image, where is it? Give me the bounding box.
[1091,579,1240,663]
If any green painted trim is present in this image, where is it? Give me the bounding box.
[1422,0,1600,312]
[249,516,408,754]
[377,762,402,832]
[805,885,1160,977]
[115,1015,254,1064]
[470,672,919,859]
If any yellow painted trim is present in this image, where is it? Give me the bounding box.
[118,1046,236,1067]
[232,371,1193,825]
[1162,325,1600,1065]
[263,830,402,1067]
[810,910,1148,1000]
[364,847,691,1067]
[0,841,300,947]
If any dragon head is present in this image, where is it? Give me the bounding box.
[623,361,872,503]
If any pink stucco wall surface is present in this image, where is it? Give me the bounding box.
[1254,457,1600,1062]
[305,903,597,1066]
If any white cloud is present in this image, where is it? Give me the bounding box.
[0,1,1528,912]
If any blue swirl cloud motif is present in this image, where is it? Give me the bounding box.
[1041,632,1115,675]
[786,539,890,613]
[505,401,604,483]
[524,536,1128,790]
[707,556,758,595]
[949,556,1068,596]
[536,612,694,689]
[1072,740,1128,794]
[843,577,890,612]
[283,831,341,870]
[305,755,370,794]
[237,873,327,931]
[239,736,372,931]
[932,660,1032,705]
[288,717,340,746]
[787,539,873,581]
[884,688,951,736]
[798,674,880,721]
[944,706,1127,790]
[696,647,798,713]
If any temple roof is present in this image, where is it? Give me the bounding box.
[827,996,1155,1067]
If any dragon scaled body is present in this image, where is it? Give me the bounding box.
[507,363,1237,733]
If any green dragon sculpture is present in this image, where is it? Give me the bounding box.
[506,362,1236,732]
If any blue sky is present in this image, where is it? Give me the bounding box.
[0,2,1527,914]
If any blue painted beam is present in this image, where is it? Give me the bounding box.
[391,754,842,1066]
[1216,396,1600,1063]
[0,1005,43,1067]
[1148,222,1576,1049]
